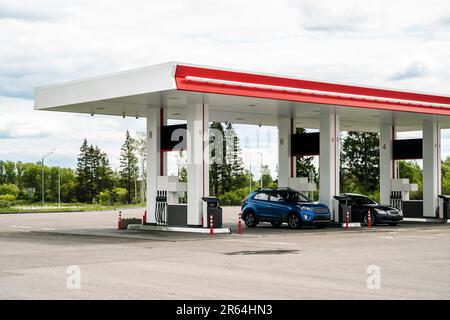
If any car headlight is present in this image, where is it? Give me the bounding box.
[375,209,387,215]
[297,205,313,211]
[398,210,403,216]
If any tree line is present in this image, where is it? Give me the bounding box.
[208,122,276,205]
[2,126,449,208]
[0,130,143,207]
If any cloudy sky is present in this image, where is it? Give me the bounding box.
[1,0,450,176]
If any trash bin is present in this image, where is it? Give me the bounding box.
[202,197,223,228]
[333,195,353,223]
[438,195,450,219]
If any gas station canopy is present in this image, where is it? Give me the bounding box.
[34,62,450,132]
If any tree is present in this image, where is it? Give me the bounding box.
[261,165,276,188]
[209,122,225,195]
[226,123,246,190]
[398,160,423,199]
[442,157,450,196]
[341,131,380,194]
[209,122,248,196]
[0,183,20,197]
[119,130,139,204]
[75,139,114,203]
[76,139,93,202]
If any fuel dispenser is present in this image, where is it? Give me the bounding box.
[156,176,187,227]
[438,195,450,220]
[390,178,418,211]
[333,195,353,224]
[202,197,223,228]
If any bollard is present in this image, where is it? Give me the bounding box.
[238,212,242,235]
[345,208,349,229]
[142,210,147,225]
[367,209,372,229]
[117,212,122,230]
[209,214,213,237]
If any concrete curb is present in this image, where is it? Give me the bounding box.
[404,218,449,223]
[127,224,231,234]
[330,222,362,228]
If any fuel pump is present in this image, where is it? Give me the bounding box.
[390,178,418,211]
[155,190,168,225]
[156,176,187,227]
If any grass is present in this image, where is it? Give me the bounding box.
[0,203,144,214]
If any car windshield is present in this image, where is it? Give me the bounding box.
[352,196,378,205]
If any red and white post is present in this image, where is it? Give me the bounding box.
[367,209,372,229]
[117,212,122,230]
[142,210,147,225]
[238,212,242,235]
[209,214,213,237]
[345,208,349,229]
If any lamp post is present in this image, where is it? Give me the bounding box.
[48,158,61,208]
[41,149,55,207]
[257,152,263,188]
[249,151,252,191]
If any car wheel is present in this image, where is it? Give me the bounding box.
[244,211,258,228]
[271,221,282,227]
[363,211,376,226]
[287,213,301,229]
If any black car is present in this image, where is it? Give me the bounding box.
[343,193,403,226]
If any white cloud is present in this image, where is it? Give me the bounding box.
[1,0,450,174]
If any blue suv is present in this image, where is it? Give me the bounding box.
[241,188,331,229]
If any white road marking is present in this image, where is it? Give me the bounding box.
[398,235,441,239]
[223,239,297,246]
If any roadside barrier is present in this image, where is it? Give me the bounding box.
[210,214,213,237]
[238,212,242,235]
[345,208,350,229]
[142,210,147,225]
[117,211,122,230]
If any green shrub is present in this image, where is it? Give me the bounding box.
[0,194,17,201]
[0,184,20,197]
[114,188,127,204]
[0,194,16,208]
[219,187,250,206]
[0,200,10,208]
[96,188,128,205]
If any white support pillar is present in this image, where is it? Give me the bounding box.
[278,117,294,187]
[319,111,340,220]
[187,102,209,227]
[160,108,168,176]
[291,119,297,178]
[379,123,394,205]
[146,108,162,224]
[423,120,441,218]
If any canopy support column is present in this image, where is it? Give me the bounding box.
[380,123,395,205]
[146,108,162,224]
[187,102,209,227]
[423,120,441,218]
[319,110,340,221]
